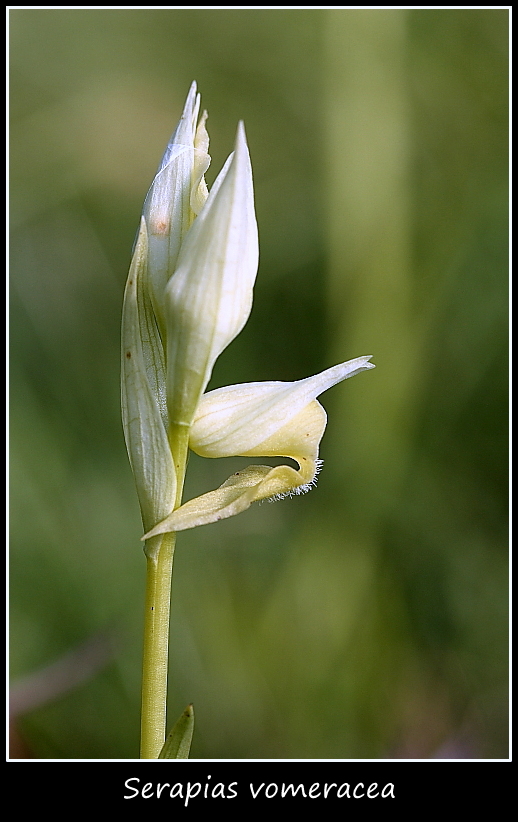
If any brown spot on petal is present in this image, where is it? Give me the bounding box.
[151,218,170,235]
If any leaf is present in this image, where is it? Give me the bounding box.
[158,704,195,759]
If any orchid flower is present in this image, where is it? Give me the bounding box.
[122,81,374,541]
[121,82,259,536]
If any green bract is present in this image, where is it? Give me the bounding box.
[121,218,176,535]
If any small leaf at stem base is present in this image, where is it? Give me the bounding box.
[158,704,194,759]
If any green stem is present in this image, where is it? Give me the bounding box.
[140,531,176,759]
[169,422,190,507]
[139,422,190,759]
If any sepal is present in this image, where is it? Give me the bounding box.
[164,122,259,428]
[121,218,176,533]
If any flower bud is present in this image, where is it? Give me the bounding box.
[143,81,210,335]
[123,84,261,541]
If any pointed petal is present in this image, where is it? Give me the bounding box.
[191,110,210,216]
[164,122,259,428]
[189,357,374,458]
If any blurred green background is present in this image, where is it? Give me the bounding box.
[9,9,508,759]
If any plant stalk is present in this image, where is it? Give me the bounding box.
[139,424,189,759]
[140,531,177,759]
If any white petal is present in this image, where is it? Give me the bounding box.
[165,122,259,428]
[190,357,374,457]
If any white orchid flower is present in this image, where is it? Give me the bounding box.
[143,357,374,537]
[122,82,374,545]
[121,83,258,536]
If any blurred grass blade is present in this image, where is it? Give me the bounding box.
[158,704,194,759]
